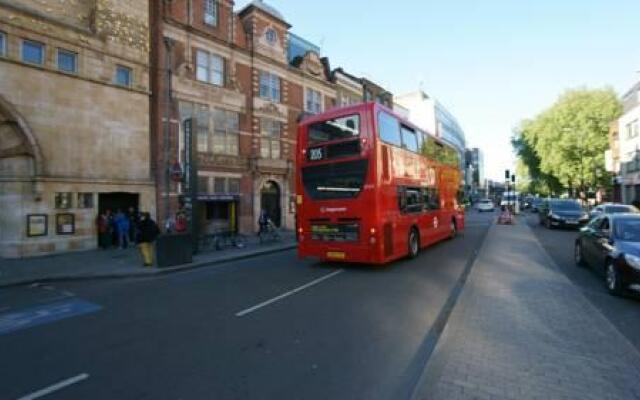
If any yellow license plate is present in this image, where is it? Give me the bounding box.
[326,251,345,259]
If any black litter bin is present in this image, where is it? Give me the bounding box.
[155,233,193,267]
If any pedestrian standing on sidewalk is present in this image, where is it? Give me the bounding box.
[107,208,116,247]
[129,206,142,243]
[114,209,130,249]
[96,210,111,249]
[258,209,269,235]
[137,212,160,267]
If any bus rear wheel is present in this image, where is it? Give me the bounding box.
[408,228,419,259]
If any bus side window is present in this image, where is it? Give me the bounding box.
[405,188,422,213]
[424,188,440,210]
[397,186,407,212]
[378,112,402,147]
[398,187,422,213]
[400,125,418,152]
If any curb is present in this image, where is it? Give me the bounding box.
[0,244,297,289]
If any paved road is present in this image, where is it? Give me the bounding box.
[525,212,640,352]
[1,212,494,400]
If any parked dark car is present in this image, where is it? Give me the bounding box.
[539,199,589,228]
[575,214,640,296]
[531,198,544,213]
[589,203,639,219]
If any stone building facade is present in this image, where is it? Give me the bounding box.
[0,0,154,258]
[150,0,338,236]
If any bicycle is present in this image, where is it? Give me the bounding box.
[258,220,281,244]
[214,231,247,250]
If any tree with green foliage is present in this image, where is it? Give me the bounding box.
[512,88,621,198]
[512,122,562,196]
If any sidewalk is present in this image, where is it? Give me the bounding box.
[414,219,640,400]
[0,231,296,288]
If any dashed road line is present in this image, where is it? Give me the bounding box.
[236,269,344,317]
[17,373,89,400]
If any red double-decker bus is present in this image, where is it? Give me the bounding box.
[296,102,465,265]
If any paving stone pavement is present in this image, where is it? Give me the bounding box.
[414,220,640,400]
[0,231,296,287]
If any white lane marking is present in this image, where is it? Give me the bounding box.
[17,373,89,400]
[236,270,344,317]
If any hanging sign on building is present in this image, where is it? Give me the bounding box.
[183,118,198,251]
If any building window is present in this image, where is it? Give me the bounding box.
[22,40,44,65]
[57,49,77,73]
[214,177,226,193]
[212,109,239,155]
[55,192,73,209]
[266,28,277,45]
[204,0,218,26]
[196,50,224,86]
[305,88,322,114]
[259,71,280,102]
[228,178,240,194]
[77,193,94,209]
[634,120,639,138]
[260,118,281,159]
[0,32,6,57]
[196,105,210,152]
[198,176,210,194]
[210,177,241,194]
[115,65,132,87]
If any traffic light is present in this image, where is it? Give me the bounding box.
[511,174,516,183]
[505,169,510,180]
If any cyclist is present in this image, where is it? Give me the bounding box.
[258,209,269,235]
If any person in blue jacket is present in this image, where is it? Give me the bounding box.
[114,209,130,249]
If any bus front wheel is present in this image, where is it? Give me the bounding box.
[408,228,420,259]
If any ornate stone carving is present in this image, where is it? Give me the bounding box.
[300,51,324,77]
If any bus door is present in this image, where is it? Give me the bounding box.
[419,187,444,244]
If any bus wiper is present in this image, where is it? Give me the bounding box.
[317,187,360,192]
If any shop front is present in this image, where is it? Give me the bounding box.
[197,194,241,235]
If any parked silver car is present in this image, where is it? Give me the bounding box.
[589,203,639,219]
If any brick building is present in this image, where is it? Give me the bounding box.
[0,0,154,258]
[150,0,339,236]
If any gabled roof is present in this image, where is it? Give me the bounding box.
[239,0,291,28]
[622,81,640,100]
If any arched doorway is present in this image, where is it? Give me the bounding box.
[260,180,281,227]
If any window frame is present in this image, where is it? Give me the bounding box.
[57,48,77,74]
[115,65,132,87]
[377,111,402,147]
[196,49,224,86]
[265,28,278,44]
[77,193,94,209]
[212,108,239,156]
[259,71,281,102]
[22,39,45,65]
[0,32,6,57]
[260,118,282,159]
[305,87,323,114]
[204,0,218,26]
[400,125,419,152]
[54,192,73,209]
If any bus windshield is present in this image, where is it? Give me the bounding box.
[301,159,368,200]
[308,114,360,145]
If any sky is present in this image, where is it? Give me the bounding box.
[237,0,640,180]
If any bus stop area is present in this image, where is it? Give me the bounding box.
[0,231,296,288]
